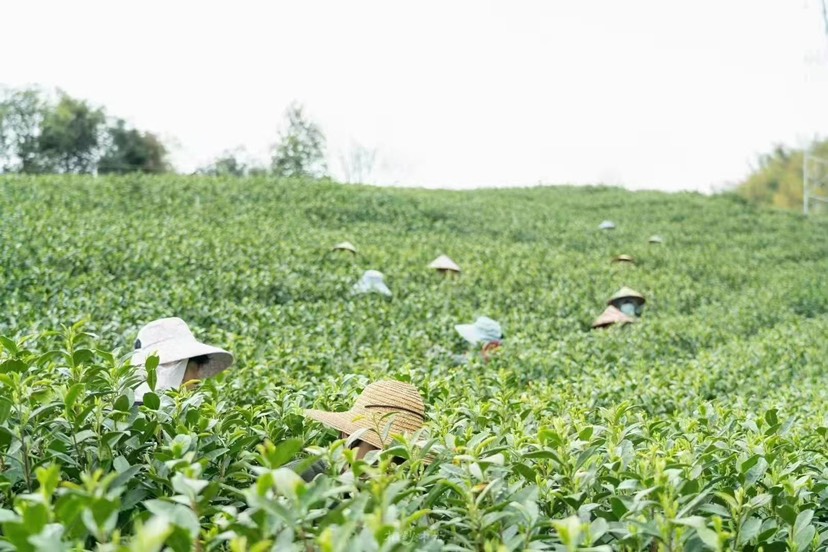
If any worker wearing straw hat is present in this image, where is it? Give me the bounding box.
[608,286,646,317]
[132,317,233,403]
[292,380,427,481]
[332,241,357,254]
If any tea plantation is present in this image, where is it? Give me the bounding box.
[2,175,828,551]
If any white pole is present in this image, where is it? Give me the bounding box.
[804,154,809,215]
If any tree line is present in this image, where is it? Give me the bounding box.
[0,87,170,175]
[0,87,339,179]
[735,138,828,211]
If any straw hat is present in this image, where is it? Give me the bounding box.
[608,286,646,306]
[455,316,503,345]
[304,380,426,450]
[592,306,636,329]
[599,220,616,230]
[132,318,233,399]
[611,255,635,265]
[429,254,461,273]
[648,235,664,244]
[353,270,392,296]
[333,241,357,254]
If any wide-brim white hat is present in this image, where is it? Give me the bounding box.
[353,270,392,296]
[455,316,503,345]
[131,317,233,381]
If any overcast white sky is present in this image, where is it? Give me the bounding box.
[2,0,827,192]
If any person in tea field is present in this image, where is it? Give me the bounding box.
[454,316,504,363]
[353,270,392,297]
[132,317,234,403]
[290,380,427,482]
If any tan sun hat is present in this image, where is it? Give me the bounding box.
[429,254,461,273]
[611,255,635,265]
[592,306,636,329]
[333,241,357,254]
[608,286,646,305]
[304,380,425,450]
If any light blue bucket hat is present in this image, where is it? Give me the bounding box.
[455,316,503,345]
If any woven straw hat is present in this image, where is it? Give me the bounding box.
[429,254,461,273]
[592,306,636,329]
[333,241,357,253]
[599,220,616,230]
[608,286,646,306]
[611,255,635,265]
[304,380,426,450]
[648,235,664,244]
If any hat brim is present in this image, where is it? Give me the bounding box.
[304,408,387,450]
[429,261,461,272]
[132,340,234,380]
[304,408,433,463]
[354,282,392,296]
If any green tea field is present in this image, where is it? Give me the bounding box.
[2,175,828,551]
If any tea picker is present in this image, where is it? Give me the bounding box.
[455,316,504,362]
[429,254,461,275]
[288,380,430,481]
[132,318,234,404]
[611,255,635,266]
[332,241,357,254]
[608,286,646,317]
[353,270,392,297]
[592,305,636,329]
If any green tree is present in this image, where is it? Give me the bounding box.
[37,92,106,174]
[736,139,828,210]
[196,149,249,177]
[0,88,46,173]
[270,102,327,178]
[98,119,170,174]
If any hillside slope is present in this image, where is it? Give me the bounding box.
[2,175,828,549]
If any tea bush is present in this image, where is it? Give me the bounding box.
[2,175,828,550]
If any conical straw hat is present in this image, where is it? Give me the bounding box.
[611,255,635,264]
[592,306,636,329]
[599,220,616,230]
[333,241,357,253]
[608,286,646,305]
[429,254,461,272]
[304,380,425,450]
[648,235,664,244]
